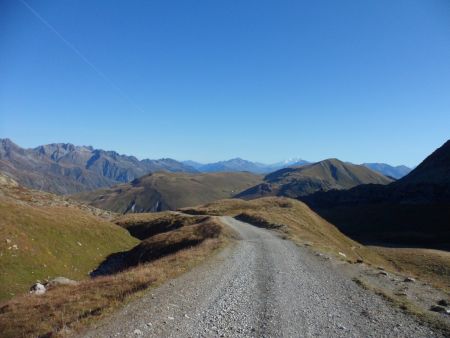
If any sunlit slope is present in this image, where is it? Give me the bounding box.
[74,171,262,213]
[0,175,138,300]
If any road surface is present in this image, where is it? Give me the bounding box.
[82,216,440,337]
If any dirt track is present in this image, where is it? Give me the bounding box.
[81,216,441,337]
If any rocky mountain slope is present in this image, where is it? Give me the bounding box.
[301,140,450,246]
[362,163,412,179]
[0,139,197,195]
[73,171,262,213]
[0,173,138,301]
[236,158,393,199]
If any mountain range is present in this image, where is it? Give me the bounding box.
[362,163,412,179]
[74,159,393,213]
[236,159,393,199]
[183,158,310,174]
[0,138,411,195]
[184,158,412,178]
[0,139,197,194]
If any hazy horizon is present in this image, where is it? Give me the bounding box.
[2,1,450,167]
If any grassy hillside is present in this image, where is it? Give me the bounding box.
[74,171,262,213]
[0,211,231,337]
[236,159,392,199]
[0,175,139,301]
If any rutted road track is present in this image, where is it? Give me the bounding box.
[82,217,441,337]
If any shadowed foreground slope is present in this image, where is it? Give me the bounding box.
[301,140,450,246]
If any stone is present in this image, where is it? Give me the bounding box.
[133,329,143,335]
[403,277,415,283]
[30,282,46,295]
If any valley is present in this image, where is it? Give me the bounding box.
[0,140,449,337]
[3,3,449,337]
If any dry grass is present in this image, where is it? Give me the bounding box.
[182,197,391,266]
[370,246,450,292]
[0,217,231,338]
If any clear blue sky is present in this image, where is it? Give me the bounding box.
[1,0,450,167]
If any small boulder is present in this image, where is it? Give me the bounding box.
[30,283,46,295]
[403,277,415,283]
[338,252,347,258]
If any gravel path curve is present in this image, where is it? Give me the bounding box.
[81,217,441,337]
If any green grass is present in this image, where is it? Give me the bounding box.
[0,199,138,301]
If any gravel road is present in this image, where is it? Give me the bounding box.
[82,216,441,337]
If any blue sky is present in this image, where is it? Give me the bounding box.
[1,0,450,167]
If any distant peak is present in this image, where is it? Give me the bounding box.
[318,158,343,165]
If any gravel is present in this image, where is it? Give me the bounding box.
[80,216,442,337]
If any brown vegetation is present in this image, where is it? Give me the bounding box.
[183,197,450,292]
[182,197,389,265]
